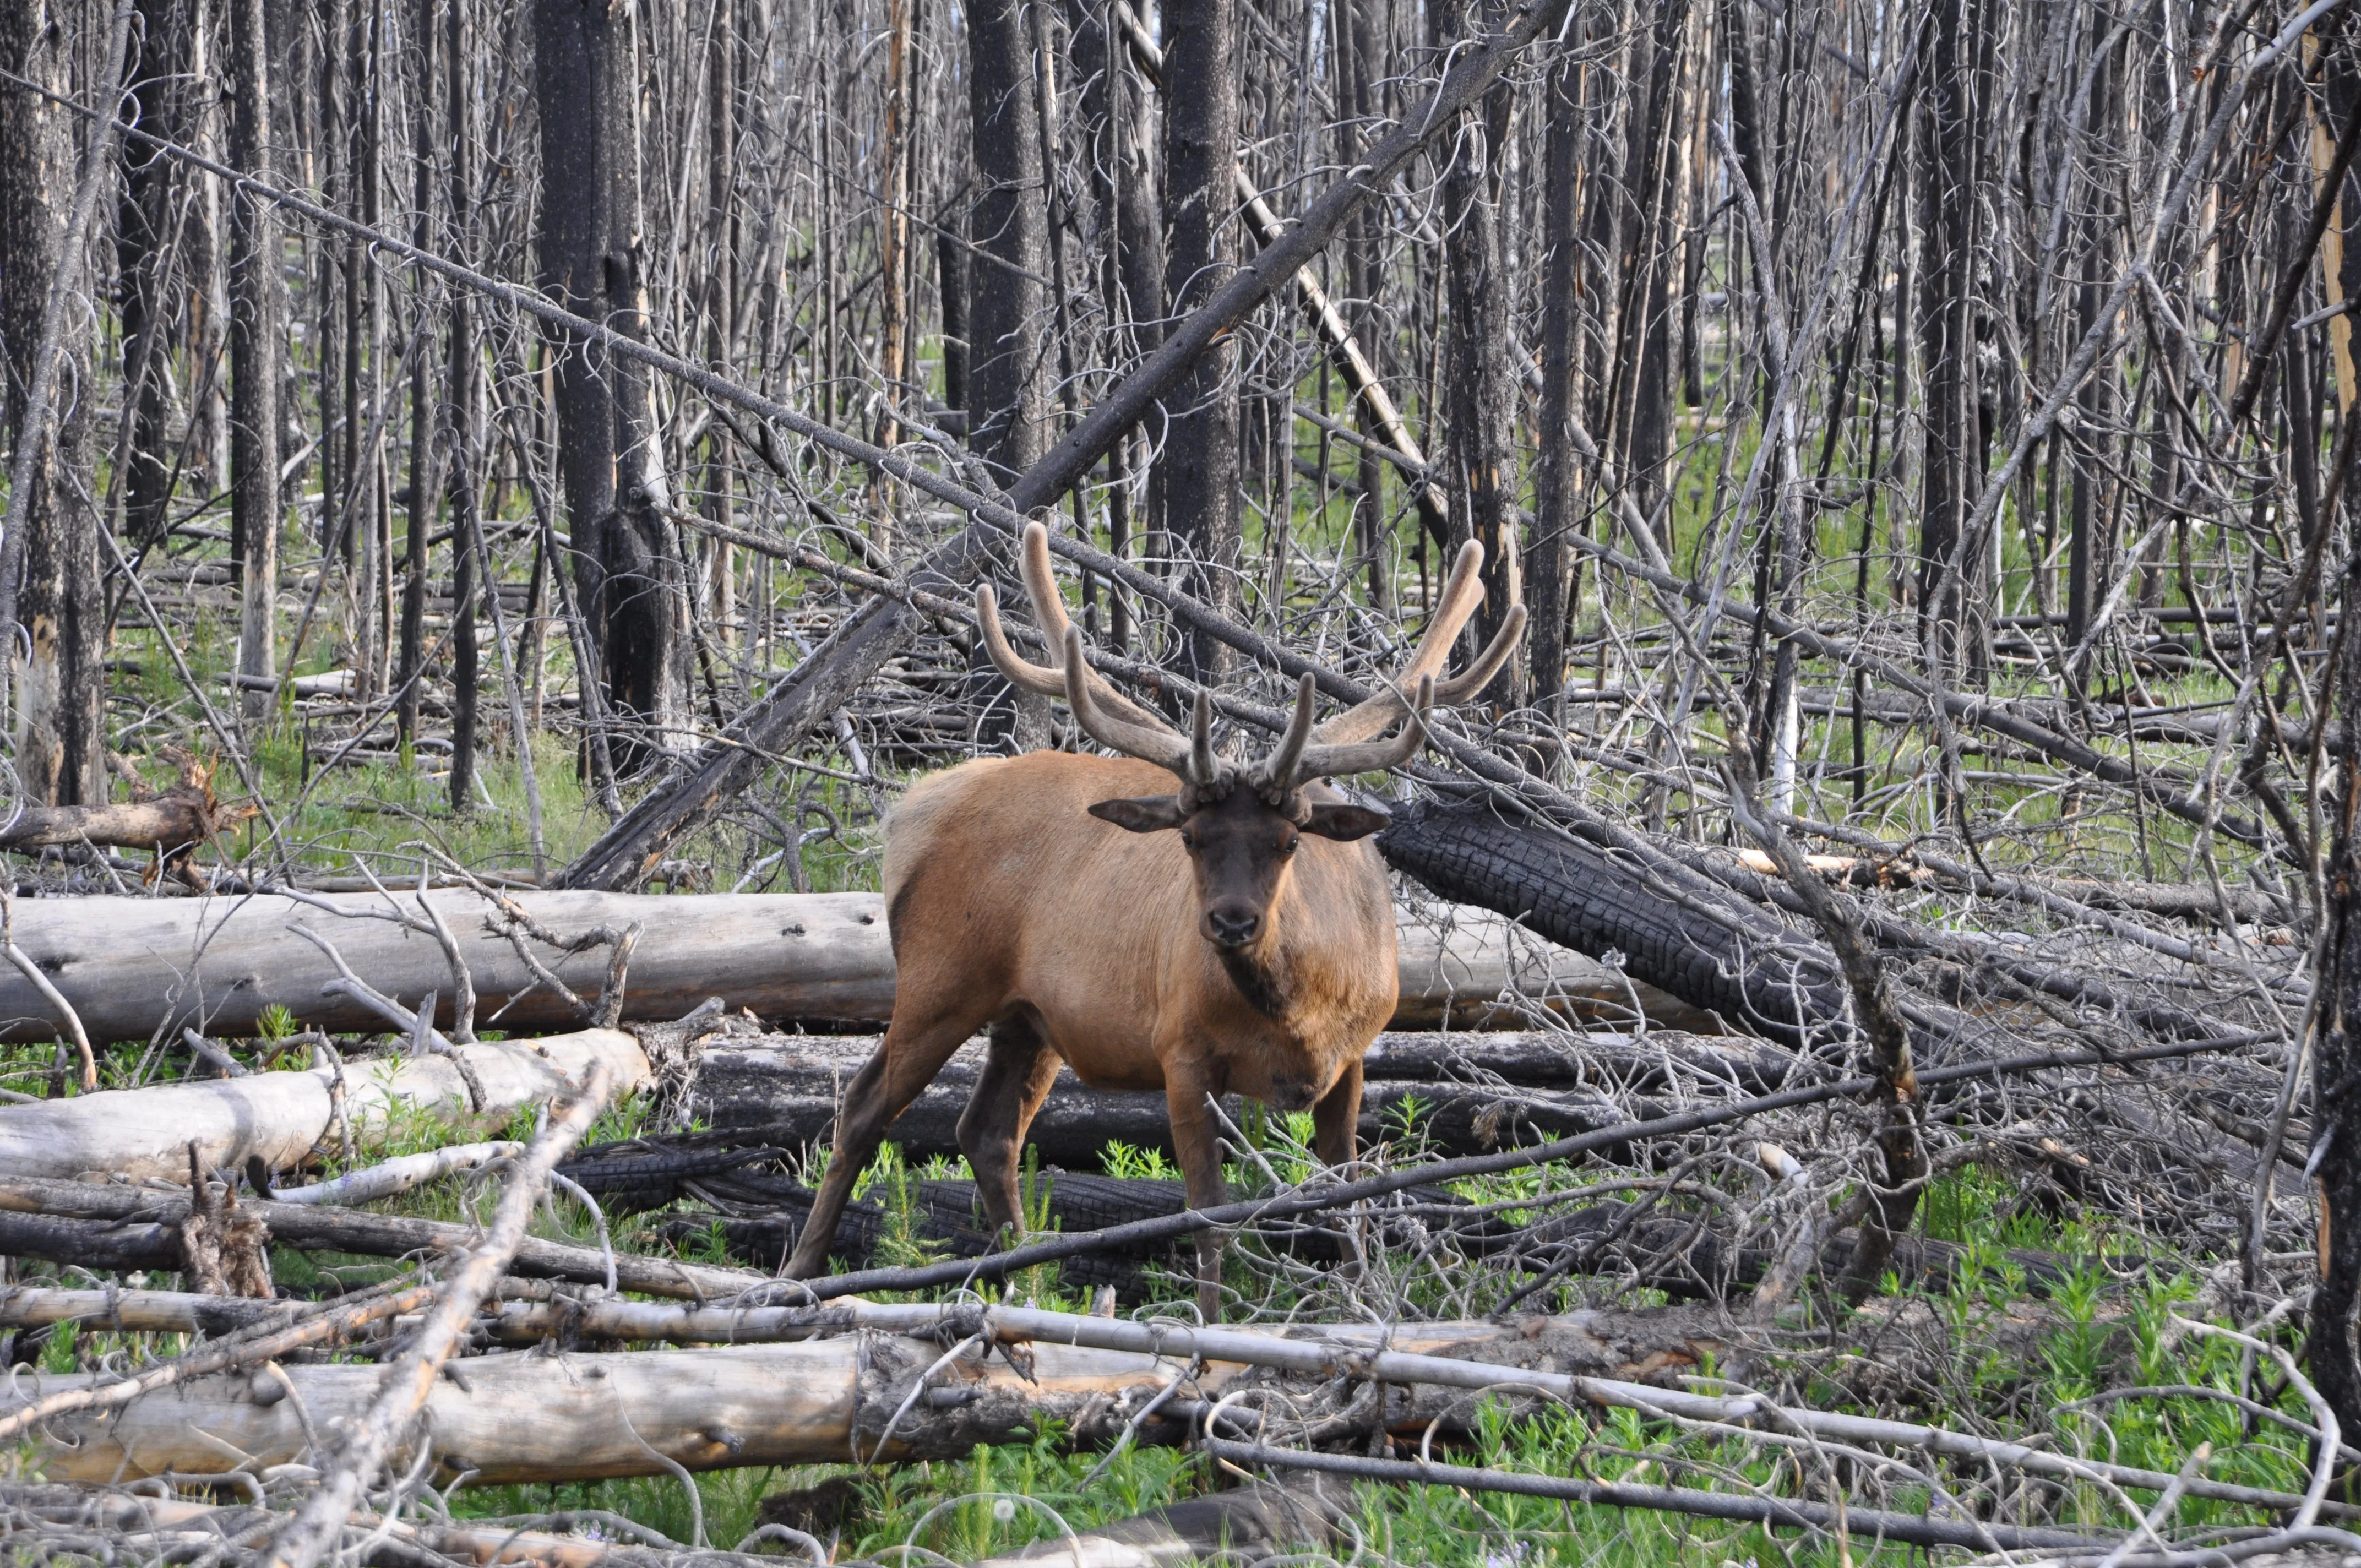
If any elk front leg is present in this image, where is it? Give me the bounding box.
[958,1019,1063,1244]
[1310,1058,1363,1168]
[1163,1055,1230,1321]
[783,1010,980,1280]
[1312,1057,1368,1282]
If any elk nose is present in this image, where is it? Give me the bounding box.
[1207,908,1261,948]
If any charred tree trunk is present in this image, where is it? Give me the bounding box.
[1157,0,1243,679]
[937,219,972,421]
[397,0,437,743]
[1917,0,1988,681]
[446,0,479,810]
[227,0,281,722]
[1,0,104,805]
[1378,799,1849,1052]
[534,0,686,777]
[1528,49,1581,711]
[965,0,1049,478]
[1433,0,1521,699]
[2314,525,2361,1436]
[2308,20,2361,1449]
[116,0,193,553]
[1340,0,1395,609]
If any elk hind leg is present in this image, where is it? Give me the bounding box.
[958,1018,1063,1244]
[783,1006,984,1279]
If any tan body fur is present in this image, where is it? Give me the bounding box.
[782,751,1399,1296]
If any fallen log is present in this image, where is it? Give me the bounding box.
[0,889,891,1046]
[0,891,1710,1046]
[0,792,237,853]
[0,1031,641,1182]
[6,1306,1733,1483]
[683,1029,1731,1166]
[9,1295,2316,1530]
[0,1175,763,1299]
[1380,799,1849,1051]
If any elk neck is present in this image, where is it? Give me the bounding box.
[1217,940,1296,1020]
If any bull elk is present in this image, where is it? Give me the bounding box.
[782,522,1524,1313]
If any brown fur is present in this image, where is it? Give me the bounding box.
[782,752,1399,1309]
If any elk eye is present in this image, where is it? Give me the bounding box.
[1280,835,1299,857]
[1179,830,1196,852]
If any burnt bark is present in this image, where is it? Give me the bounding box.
[965,0,1050,478]
[1,0,104,805]
[115,0,194,553]
[398,0,437,742]
[1157,0,1244,679]
[1378,798,1849,1052]
[1431,0,1521,698]
[228,0,281,721]
[533,0,686,775]
[1917,0,1992,680]
[446,0,479,811]
[1528,48,1582,710]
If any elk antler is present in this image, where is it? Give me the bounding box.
[1248,672,1433,798]
[1311,541,1524,745]
[1295,673,1433,783]
[975,524,1170,731]
[1063,625,1217,787]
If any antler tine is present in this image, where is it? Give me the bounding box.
[975,583,1070,700]
[998,521,1169,730]
[1312,540,1489,744]
[1063,625,1194,778]
[1019,520,1070,639]
[1249,673,1317,797]
[1430,602,1527,704]
[1190,688,1221,788]
[1293,674,1433,785]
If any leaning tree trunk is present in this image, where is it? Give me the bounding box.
[227,0,281,722]
[1157,0,1244,680]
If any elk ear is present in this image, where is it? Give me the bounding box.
[1299,802,1390,841]
[1089,796,1190,833]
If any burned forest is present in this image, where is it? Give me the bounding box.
[2,0,2360,1559]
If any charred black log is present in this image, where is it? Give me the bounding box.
[1378,799,1850,1053]
[678,1033,1712,1167]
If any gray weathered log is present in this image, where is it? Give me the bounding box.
[0,890,891,1045]
[7,1305,1724,1484]
[0,891,1709,1046]
[0,1031,641,1182]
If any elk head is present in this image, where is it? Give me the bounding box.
[977,523,1525,954]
